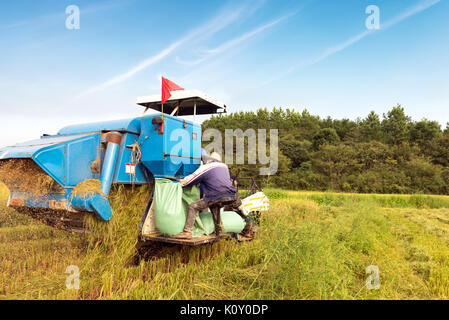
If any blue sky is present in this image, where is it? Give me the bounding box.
[0,0,447,146]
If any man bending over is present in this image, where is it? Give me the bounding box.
[173,152,237,239]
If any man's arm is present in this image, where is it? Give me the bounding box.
[180,162,218,187]
[181,169,204,187]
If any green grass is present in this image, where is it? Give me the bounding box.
[2,182,449,299]
[264,188,449,209]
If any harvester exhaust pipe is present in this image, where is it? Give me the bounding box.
[101,132,122,195]
[70,132,122,221]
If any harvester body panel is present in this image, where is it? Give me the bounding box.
[58,118,141,136]
[0,133,100,188]
[113,131,147,184]
[36,133,101,187]
[138,114,201,179]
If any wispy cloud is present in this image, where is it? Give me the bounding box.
[382,0,441,29]
[77,2,263,98]
[208,14,290,54]
[77,38,188,97]
[262,0,441,86]
[176,12,296,67]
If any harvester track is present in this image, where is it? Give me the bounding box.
[13,207,89,233]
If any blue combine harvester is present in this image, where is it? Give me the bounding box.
[0,90,228,237]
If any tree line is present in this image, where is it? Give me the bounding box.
[202,105,449,195]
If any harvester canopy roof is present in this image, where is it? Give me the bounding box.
[136,90,227,116]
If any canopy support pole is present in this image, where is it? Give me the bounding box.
[193,100,197,122]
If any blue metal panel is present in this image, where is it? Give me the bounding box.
[183,124,202,176]
[138,115,164,177]
[9,191,69,209]
[0,134,92,160]
[163,115,202,177]
[138,114,201,178]
[9,190,112,221]
[65,134,100,187]
[113,132,148,184]
[33,144,65,186]
[58,118,141,135]
[100,139,120,195]
[0,133,100,187]
[70,193,112,221]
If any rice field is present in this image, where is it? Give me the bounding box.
[2,182,449,299]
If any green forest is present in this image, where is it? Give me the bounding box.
[202,105,449,195]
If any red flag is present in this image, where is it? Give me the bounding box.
[161,77,184,105]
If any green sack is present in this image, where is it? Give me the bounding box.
[182,184,201,212]
[222,211,246,233]
[182,185,210,238]
[193,212,216,237]
[153,178,185,236]
[153,178,245,237]
[192,211,246,237]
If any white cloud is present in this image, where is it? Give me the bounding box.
[176,12,296,67]
[76,2,256,98]
[76,39,187,97]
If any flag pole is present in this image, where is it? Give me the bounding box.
[161,76,184,162]
[161,78,165,159]
[161,102,164,159]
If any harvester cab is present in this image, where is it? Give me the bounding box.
[0,90,267,246]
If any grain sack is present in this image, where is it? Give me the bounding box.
[153,178,185,236]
